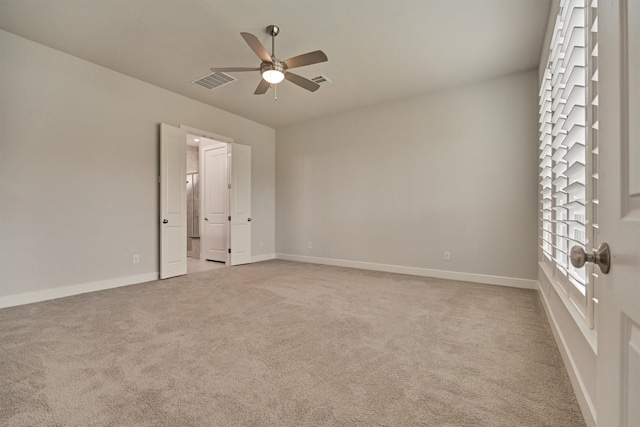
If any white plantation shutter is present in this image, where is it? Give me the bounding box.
[539,0,598,327]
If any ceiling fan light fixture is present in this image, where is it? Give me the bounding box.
[261,62,285,84]
[211,26,327,95]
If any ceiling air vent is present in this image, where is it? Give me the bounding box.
[192,72,236,90]
[310,75,332,85]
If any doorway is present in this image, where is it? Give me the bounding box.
[182,126,253,269]
[186,133,228,273]
[159,123,252,279]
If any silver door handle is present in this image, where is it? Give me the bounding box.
[162,219,168,224]
[570,243,611,274]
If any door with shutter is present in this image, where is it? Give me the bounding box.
[596,1,640,425]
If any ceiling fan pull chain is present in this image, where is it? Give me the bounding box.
[274,84,278,101]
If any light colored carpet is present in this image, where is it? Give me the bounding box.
[0,260,584,426]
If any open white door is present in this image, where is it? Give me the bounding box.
[229,143,251,266]
[160,123,187,279]
[596,2,640,425]
[203,144,228,262]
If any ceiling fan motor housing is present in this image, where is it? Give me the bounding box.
[261,60,285,74]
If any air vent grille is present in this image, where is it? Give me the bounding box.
[192,72,236,90]
[310,75,332,85]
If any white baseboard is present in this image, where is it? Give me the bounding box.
[0,253,274,309]
[275,253,537,289]
[537,279,597,427]
[0,272,159,309]
[251,253,276,263]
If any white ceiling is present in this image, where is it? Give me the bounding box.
[0,0,551,129]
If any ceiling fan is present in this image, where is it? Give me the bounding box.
[211,25,328,95]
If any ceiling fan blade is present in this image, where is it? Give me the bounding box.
[254,79,270,95]
[241,32,272,63]
[285,72,321,92]
[283,50,328,69]
[210,67,260,72]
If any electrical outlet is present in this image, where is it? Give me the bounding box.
[443,251,451,261]
[133,254,140,264]
[307,242,312,249]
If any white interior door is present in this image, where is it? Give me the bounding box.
[597,1,640,425]
[203,144,228,262]
[230,143,251,266]
[160,123,187,279]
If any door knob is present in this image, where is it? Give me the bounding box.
[204,218,208,221]
[247,218,252,222]
[162,219,168,224]
[570,243,611,274]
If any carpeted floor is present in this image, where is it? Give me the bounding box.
[0,260,585,426]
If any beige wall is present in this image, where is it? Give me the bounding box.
[276,70,539,281]
[0,30,275,299]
